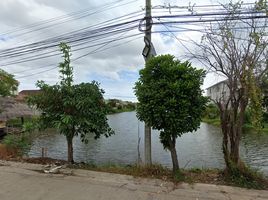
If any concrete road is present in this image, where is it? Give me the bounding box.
[0,161,267,200]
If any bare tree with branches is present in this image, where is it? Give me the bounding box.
[193,1,268,171]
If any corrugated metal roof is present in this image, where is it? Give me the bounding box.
[206,79,228,90]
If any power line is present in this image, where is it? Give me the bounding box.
[2,12,266,62]
[152,15,268,26]
[3,6,264,51]
[0,19,141,60]
[1,0,137,37]
[1,2,267,73]
[156,24,267,42]
[152,2,257,10]
[1,31,142,66]
[15,35,142,78]
[0,10,142,56]
[156,20,210,70]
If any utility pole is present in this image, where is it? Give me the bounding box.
[142,0,156,165]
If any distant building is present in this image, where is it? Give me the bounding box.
[16,90,41,102]
[206,80,229,103]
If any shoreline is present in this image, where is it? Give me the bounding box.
[1,157,267,190]
[0,159,268,200]
[202,118,268,133]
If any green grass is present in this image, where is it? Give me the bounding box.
[202,118,221,126]
[202,118,268,134]
[7,117,36,128]
[243,123,268,134]
[71,163,173,180]
[263,123,268,133]
[69,163,268,189]
[108,108,135,114]
[223,163,268,190]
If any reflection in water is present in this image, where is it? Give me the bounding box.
[29,112,268,175]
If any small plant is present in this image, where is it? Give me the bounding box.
[173,170,186,182]
[188,168,202,173]
[3,133,31,156]
[203,103,220,119]
[224,162,268,189]
[2,121,37,156]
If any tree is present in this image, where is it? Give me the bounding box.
[192,1,268,171]
[259,71,268,112]
[0,69,18,97]
[28,43,114,163]
[134,55,207,172]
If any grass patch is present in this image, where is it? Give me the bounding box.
[1,121,40,157]
[70,162,268,189]
[7,117,37,128]
[71,163,172,180]
[263,124,268,133]
[202,118,268,134]
[243,123,268,134]
[108,108,135,114]
[202,118,221,126]
[2,132,33,156]
[223,162,268,190]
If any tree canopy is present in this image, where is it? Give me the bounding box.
[29,43,114,163]
[135,55,207,171]
[0,69,18,97]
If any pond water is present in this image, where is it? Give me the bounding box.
[28,112,268,175]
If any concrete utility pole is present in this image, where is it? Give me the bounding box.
[142,0,156,165]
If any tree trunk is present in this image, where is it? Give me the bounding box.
[222,130,230,166]
[230,136,240,164]
[219,107,231,167]
[66,136,74,163]
[219,96,247,171]
[229,101,246,167]
[21,117,24,125]
[168,137,179,173]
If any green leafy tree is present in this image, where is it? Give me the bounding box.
[135,55,207,172]
[0,69,18,96]
[28,43,114,163]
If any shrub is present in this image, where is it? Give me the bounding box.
[2,122,37,156]
[203,103,219,119]
[244,109,251,124]
[224,162,267,189]
[2,133,31,156]
[263,112,268,123]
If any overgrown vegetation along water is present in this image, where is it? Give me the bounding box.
[69,163,268,190]
[1,147,267,190]
[202,118,268,133]
[108,107,135,114]
[202,103,268,133]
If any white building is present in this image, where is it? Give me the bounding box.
[207,80,229,103]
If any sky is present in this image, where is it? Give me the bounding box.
[0,0,255,101]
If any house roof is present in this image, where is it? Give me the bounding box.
[206,80,228,90]
[0,97,38,121]
[19,90,41,96]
